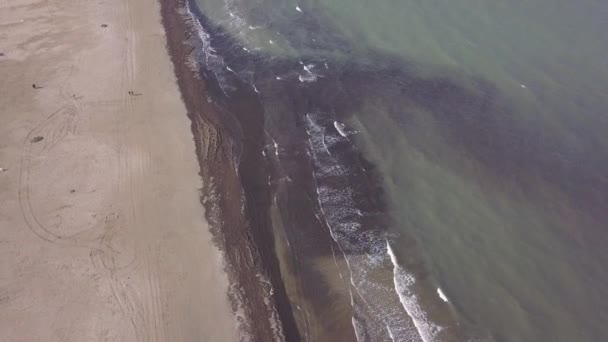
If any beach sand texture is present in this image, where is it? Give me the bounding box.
[0,0,239,340]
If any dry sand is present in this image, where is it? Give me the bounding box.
[0,0,239,340]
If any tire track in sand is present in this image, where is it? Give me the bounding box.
[17,0,166,337]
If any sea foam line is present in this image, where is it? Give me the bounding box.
[437,288,449,303]
[184,0,234,97]
[334,121,348,138]
[306,113,385,341]
[305,115,360,339]
[387,241,443,342]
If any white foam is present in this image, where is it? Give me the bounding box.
[437,288,449,302]
[269,39,274,45]
[305,111,434,341]
[185,2,217,67]
[334,121,348,137]
[299,64,318,83]
[387,325,396,342]
[256,273,285,342]
[296,5,302,12]
[226,66,236,73]
[305,117,361,337]
[185,0,232,96]
[222,0,247,31]
[298,74,317,83]
[520,84,527,88]
[320,133,332,156]
[352,317,365,342]
[387,241,443,342]
[227,282,254,342]
[252,83,260,93]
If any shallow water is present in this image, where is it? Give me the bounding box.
[190,0,608,340]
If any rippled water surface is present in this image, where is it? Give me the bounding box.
[190,0,608,340]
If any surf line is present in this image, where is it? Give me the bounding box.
[386,241,443,342]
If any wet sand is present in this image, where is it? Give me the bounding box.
[159,0,301,340]
[0,0,238,340]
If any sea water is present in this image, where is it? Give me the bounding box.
[190,0,608,340]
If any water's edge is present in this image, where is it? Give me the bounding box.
[159,0,473,340]
[159,0,608,341]
[159,0,299,340]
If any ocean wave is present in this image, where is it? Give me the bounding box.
[298,74,317,83]
[387,242,444,342]
[334,121,349,137]
[182,1,461,340]
[298,63,320,83]
[305,111,434,341]
[437,288,449,303]
[184,1,236,95]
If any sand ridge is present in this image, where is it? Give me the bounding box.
[0,0,238,340]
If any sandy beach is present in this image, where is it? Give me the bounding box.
[0,0,239,340]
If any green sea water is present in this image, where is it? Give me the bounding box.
[323,1,608,341]
[193,0,608,340]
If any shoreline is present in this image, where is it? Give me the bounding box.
[158,0,300,340]
[156,1,465,340]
